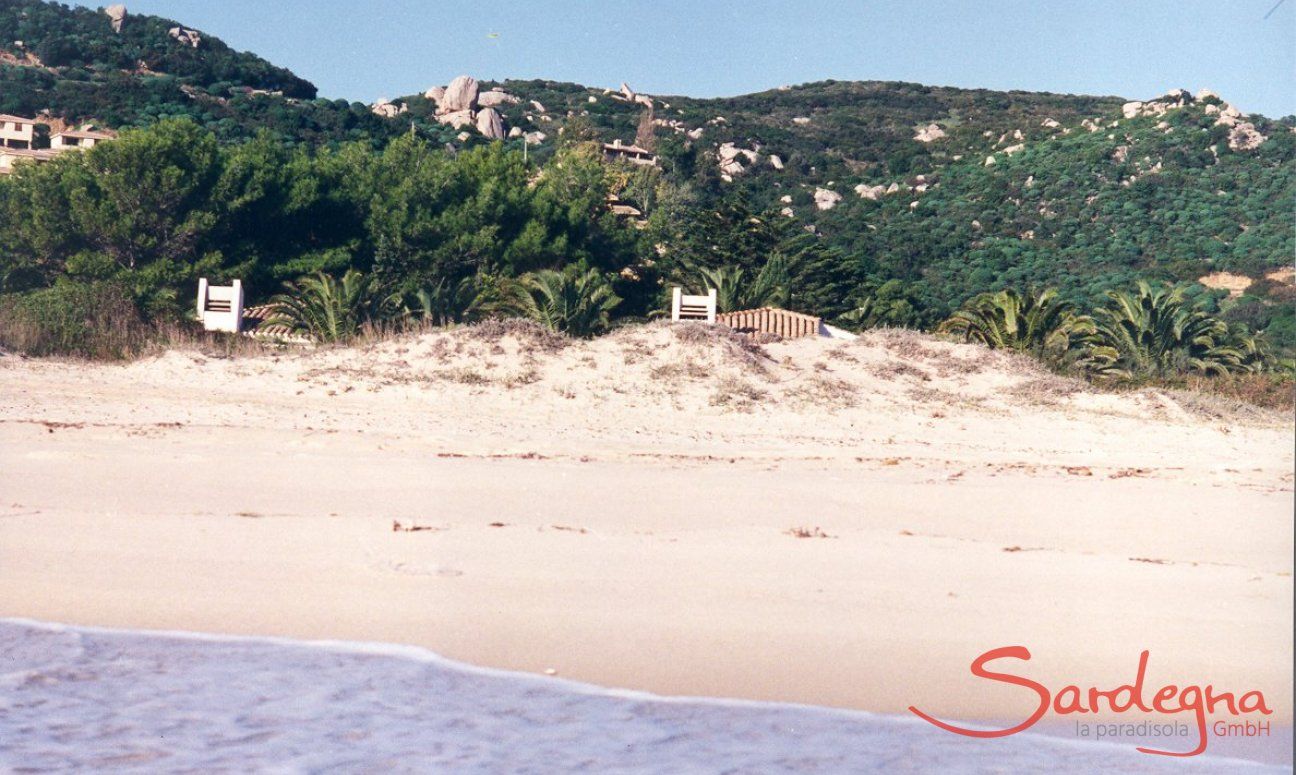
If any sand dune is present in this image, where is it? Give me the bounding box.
[1,322,1291,755]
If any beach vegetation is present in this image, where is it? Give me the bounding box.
[519,265,621,338]
[937,288,1094,366]
[1,0,1292,383]
[0,280,145,358]
[267,270,402,343]
[1091,282,1270,379]
[692,255,791,313]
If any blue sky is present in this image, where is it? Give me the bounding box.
[75,0,1295,117]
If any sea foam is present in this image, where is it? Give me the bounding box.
[0,619,1284,773]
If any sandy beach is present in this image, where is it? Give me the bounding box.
[1,323,1291,746]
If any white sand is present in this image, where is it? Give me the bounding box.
[1,323,1291,739]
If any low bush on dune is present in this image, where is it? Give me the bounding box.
[463,318,570,353]
[0,281,149,359]
[1174,373,1294,413]
[0,281,276,360]
[932,281,1290,412]
[518,266,621,339]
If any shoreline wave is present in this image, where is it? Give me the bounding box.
[1,618,1287,773]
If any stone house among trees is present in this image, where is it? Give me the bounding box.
[0,116,116,175]
[602,139,657,167]
[0,148,59,174]
[50,129,116,150]
[1,114,36,149]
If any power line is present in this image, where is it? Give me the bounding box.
[1262,0,1287,20]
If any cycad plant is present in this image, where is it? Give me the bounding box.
[1092,282,1260,378]
[406,276,479,327]
[268,270,403,343]
[838,297,882,330]
[694,255,790,313]
[1225,324,1271,373]
[520,266,621,337]
[410,273,537,325]
[937,287,1093,364]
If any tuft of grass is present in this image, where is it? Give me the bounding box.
[709,376,768,411]
[0,283,282,361]
[869,360,931,382]
[787,374,859,409]
[1006,374,1086,404]
[1177,373,1294,413]
[869,328,942,360]
[651,361,712,382]
[440,368,491,385]
[0,282,148,359]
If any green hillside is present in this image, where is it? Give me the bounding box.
[457,77,1294,340]
[1,0,1293,356]
[0,0,398,143]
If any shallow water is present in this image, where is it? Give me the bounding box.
[0,619,1284,773]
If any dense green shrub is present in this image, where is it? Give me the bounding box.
[0,281,147,358]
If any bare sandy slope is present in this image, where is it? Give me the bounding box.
[1,322,1291,731]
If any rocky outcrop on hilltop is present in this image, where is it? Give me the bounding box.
[717,143,761,180]
[104,4,126,33]
[1228,122,1266,151]
[168,27,201,48]
[440,75,479,113]
[370,99,406,119]
[814,187,842,210]
[855,176,935,201]
[415,75,513,140]
[614,82,654,108]
[1121,88,1266,149]
[476,107,505,140]
[438,109,474,129]
[855,183,886,200]
[478,89,520,108]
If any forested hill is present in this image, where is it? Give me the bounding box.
[0,0,396,143]
[450,78,1293,341]
[0,0,313,96]
[2,0,1293,351]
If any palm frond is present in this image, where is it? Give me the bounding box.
[267,270,402,343]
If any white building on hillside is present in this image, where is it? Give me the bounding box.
[1,114,36,149]
[0,117,117,175]
[50,128,117,150]
[0,148,59,174]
